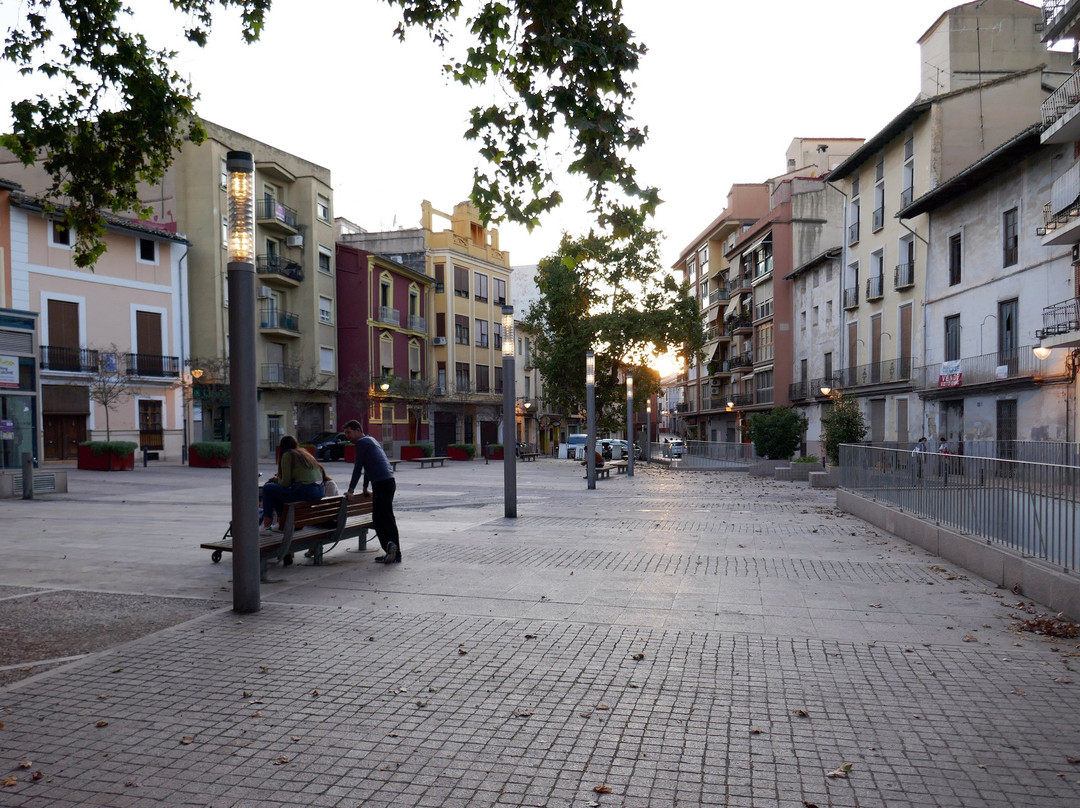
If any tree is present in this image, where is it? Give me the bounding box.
[821,394,867,465]
[524,214,703,433]
[2,0,657,267]
[87,345,137,441]
[744,407,807,460]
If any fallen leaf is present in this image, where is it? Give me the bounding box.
[458,649,468,655]
[749,728,763,734]
[596,704,610,711]
[249,700,264,705]
[95,721,109,728]
[593,785,612,793]
[631,653,645,660]
[1054,677,1073,684]
[242,691,253,698]
[794,709,810,718]
[868,603,882,609]
[826,763,853,778]
[1010,689,1026,696]
[514,708,534,718]
[180,736,195,745]
[17,761,30,769]
[31,772,43,781]
[803,802,820,808]
[415,701,427,708]
[311,690,319,697]
[273,755,288,765]
[3,776,15,787]
[963,635,978,642]
[1067,756,1080,765]
[252,711,263,717]
[291,736,301,742]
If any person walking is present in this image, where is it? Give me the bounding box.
[343,419,400,564]
[912,436,928,480]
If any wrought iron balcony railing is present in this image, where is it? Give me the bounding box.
[866,274,884,301]
[377,306,400,326]
[40,345,98,372]
[256,198,298,228]
[262,364,300,386]
[894,262,915,289]
[256,254,304,283]
[260,308,300,332]
[124,353,180,378]
[1038,297,1080,339]
[843,285,859,310]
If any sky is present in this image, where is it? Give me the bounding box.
[0,0,1021,274]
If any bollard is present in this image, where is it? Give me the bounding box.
[143,446,149,467]
[22,452,33,500]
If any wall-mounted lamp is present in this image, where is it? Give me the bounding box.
[1033,344,1052,361]
[380,381,390,392]
[819,385,832,397]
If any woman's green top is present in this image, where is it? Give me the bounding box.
[279,450,323,487]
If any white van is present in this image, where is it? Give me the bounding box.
[565,434,587,460]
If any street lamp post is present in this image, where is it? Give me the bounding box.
[586,350,596,490]
[626,375,634,477]
[502,306,517,517]
[226,150,260,614]
[645,399,651,463]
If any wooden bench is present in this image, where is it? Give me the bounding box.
[584,466,612,480]
[415,456,449,468]
[608,460,629,474]
[520,452,541,461]
[201,495,374,581]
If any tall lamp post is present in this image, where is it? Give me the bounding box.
[586,349,596,489]
[645,399,651,464]
[502,305,517,517]
[626,375,634,477]
[226,150,260,614]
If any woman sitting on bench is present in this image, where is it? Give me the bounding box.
[260,436,325,537]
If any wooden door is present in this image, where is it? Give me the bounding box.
[136,311,163,376]
[43,415,85,461]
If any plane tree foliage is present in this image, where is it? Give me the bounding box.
[2,0,657,267]
[523,214,703,434]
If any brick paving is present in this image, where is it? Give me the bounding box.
[2,459,1080,807]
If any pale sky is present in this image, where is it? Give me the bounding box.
[0,0,1048,270]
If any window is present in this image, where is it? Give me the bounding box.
[434,263,445,293]
[475,364,490,392]
[901,133,914,207]
[474,272,489,302]
[475,318,489,348]
[755,369,774,405]
[455,315,469,345]
[380,333,393,377]
[220,158,228,189]
[1003,207,1018,267]
[380,274,392,308]
[800,310,807,331]
[948,233,962,286]
[319,296,332,324]
[873,153,885,231]
[455,362,470,392]
[698,244,709,274]
[494,365,503,393]
[494,277,507,305]
[318,246,332,273]
[436,313,446,338]
[812,305,819,326]
[409,339,421,379]
[945,315,961,361]
[824,352,833,381]
[316,194,330,222]
[700,281,708,301]
[493,321,503,351]
[409,285,420,317]
[320,346,334,373]
[50,221,72,248]
[437,362,446,391]
[523,338,531,366]
[754,297,773,320]
[137,237,157,264]
[757,323,774,362]
[687,257,697,283]
[754,239,773,278]
[221,216,229,249]
[454,265,469,297]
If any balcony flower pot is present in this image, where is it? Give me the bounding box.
[190,441,231,468]
[448,444,475,461]
[77,441,137,471]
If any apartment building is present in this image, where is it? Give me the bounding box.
[343,200,514,456]
[334,239,433,455]
[1036,0,1080,371]
[825,0,1071,444]
[898,125,1075,445]
[1,183,189,464]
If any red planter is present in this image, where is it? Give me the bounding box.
[189,447,230,468]
[77,445,134,471]
[400,446,425,461]
[486,447,504,460]
[448,447,472,461]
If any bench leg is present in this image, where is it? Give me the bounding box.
[346,528,370,554]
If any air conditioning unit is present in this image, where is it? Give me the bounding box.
[433,336,447,346]
[285,234,304,248]
[257,285,273,299]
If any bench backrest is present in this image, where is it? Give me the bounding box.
[282,495,373,531]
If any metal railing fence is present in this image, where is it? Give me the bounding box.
[839,444,1080,572]
[655,439,758,467]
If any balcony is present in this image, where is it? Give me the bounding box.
[733,274,753,294]
[910,346,1069,394]
[894,262,915,290]
[40,345,98,372]
[728,393,753,408]
[843,285,859,310]
[730,352,754,369]
[709,286,731,306]
[262,364,300,386]
[377,306,400,326]
[873,206,884,231]
[408,314,427,332]
[789,380,811,401]
[256,198,299,234]
[836,357,912,389]
[257,254,304,285]
[900,187,913,208]
[865,274,884,301]
[124,353,180,378]
[706,360,733,379]
[1040,69,1080,144]
[1037,297,1080,347]
[260,308,301,335]
[848,221,860,246]
[726,315,753,336]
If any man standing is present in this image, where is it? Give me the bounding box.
[343,420,400,564]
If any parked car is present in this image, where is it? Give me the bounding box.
[309,431,349,461]
[565,434,587,459]
[664,439,685,458]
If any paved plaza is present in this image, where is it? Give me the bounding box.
[2,457,1079,807]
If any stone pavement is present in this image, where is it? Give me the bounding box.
[2,457,1080,807]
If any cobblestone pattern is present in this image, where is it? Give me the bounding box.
[2,605,1079,808]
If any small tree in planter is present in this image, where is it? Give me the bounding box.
[189,441,231,468]
[743,407,807,460]
[88,345,136,441]
[448,443,476,460]
[822,394,868,465]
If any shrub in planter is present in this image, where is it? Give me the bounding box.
[448,443,476,460]
[77,441,137,471]
[190,441,232,468]
[401,443,433,461]
[487,444,504,460]
[742,407,807,460]
[792,455,820,464]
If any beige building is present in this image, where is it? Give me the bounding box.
[152,121,337,454]
[825,0,1071,445]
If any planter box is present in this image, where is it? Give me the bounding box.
[448,447,472,461]
[189,447,230,468]
[77,445,134,471]
[486,447,504,460]
[401,446,426,461]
